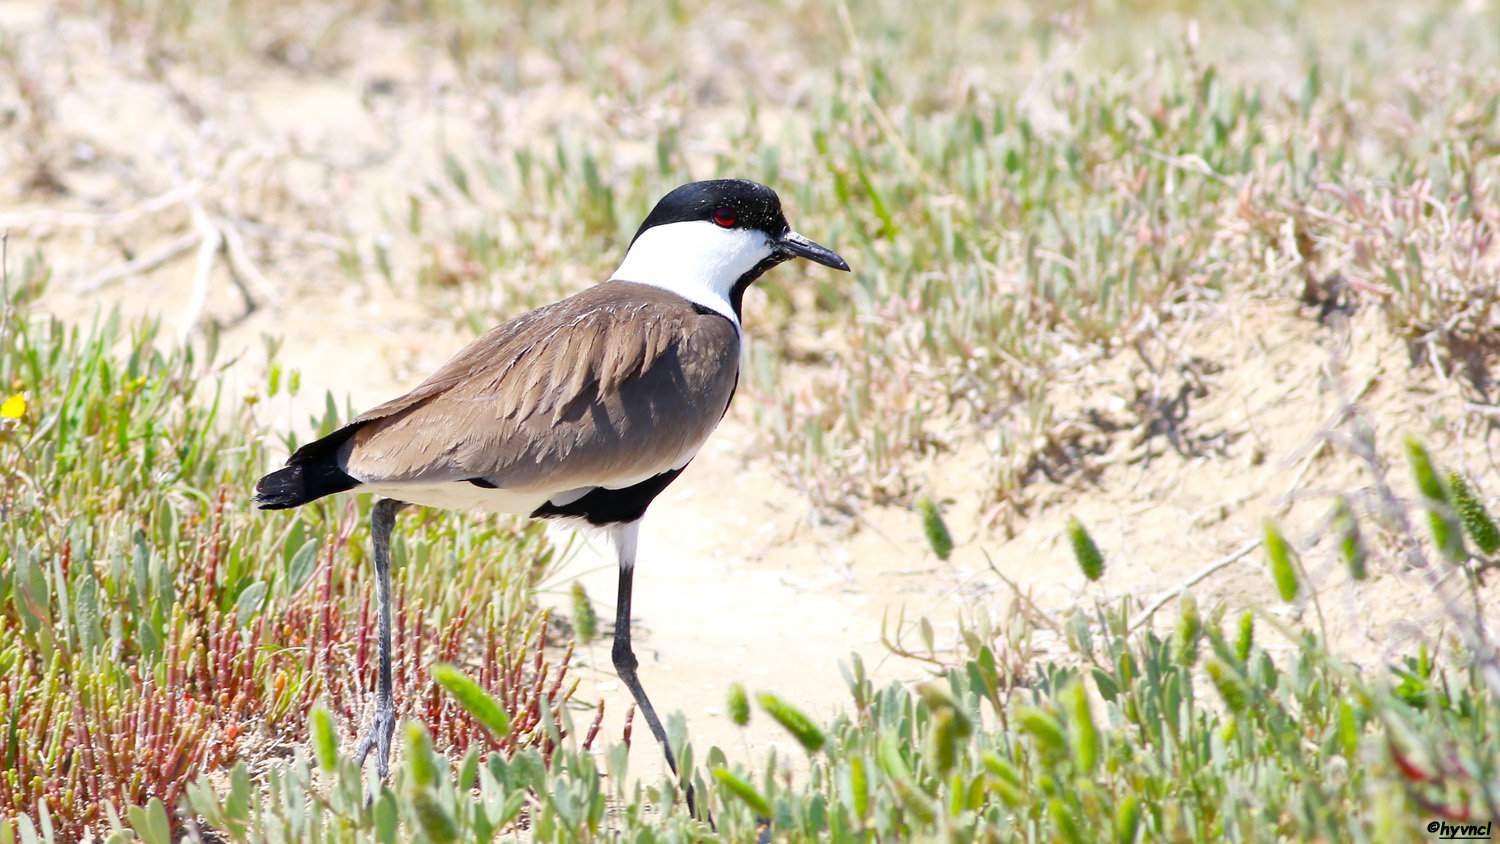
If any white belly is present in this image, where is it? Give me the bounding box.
[356,482,553,516]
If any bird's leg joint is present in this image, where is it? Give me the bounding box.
[612,639,639,673]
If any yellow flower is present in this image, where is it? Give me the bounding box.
[1,393,25,419]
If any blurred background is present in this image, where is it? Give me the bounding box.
[3,0,1499,837]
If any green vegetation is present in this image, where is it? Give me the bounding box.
[120,598,1500,842]
[0,259,570,840]
[1066,517,1104,582]
[918,497,954,561]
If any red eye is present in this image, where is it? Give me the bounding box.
[712,207,738,227]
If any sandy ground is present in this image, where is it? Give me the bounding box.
[6,0,1499,787]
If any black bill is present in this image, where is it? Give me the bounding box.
[777,230,850,271]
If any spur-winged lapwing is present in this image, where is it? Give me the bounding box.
[255,179,848,794]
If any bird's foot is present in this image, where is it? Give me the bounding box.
[353,705,397,791]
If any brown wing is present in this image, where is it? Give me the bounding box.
[337,282,739,494]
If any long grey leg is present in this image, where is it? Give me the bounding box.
[610,521,676,770]
[355,498,409,782]
[608,520,699,816]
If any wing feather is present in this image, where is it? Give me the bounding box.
[339,283,738,495]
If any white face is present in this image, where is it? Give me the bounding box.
[609,220,777,327]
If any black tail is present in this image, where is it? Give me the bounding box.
[255,462,361,510]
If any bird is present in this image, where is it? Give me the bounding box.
[254,179,849,799]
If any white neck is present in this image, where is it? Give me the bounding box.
[609,221,775,327]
